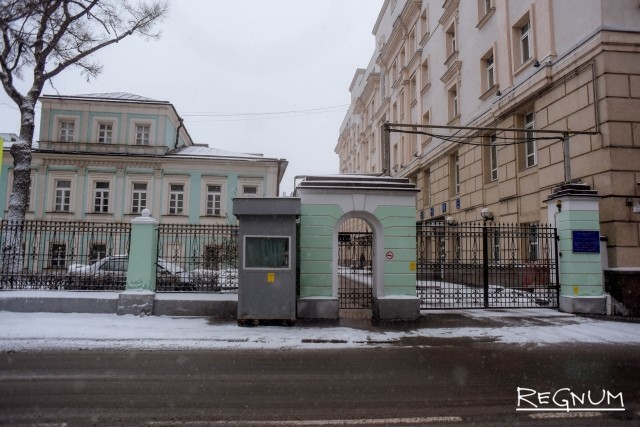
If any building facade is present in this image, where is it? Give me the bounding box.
[1,93,287,225]
[336,0,640,268]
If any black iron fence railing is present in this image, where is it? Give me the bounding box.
[0,220,131,291]
[156,223,239,293]
[416,222,559,309]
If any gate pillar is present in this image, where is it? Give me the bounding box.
[545,182,606,314]
[295,176,420,320]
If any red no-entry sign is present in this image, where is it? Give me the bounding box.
[385,251,394,260]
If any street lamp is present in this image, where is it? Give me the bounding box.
[481,207,493,222]
[445,216,456,226]
[480,207,493,308]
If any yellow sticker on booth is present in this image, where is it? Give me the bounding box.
[267,272,275,283]
[409,262,416,272]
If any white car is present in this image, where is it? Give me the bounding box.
[68,255,195,290]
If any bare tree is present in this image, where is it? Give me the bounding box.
[0,0,168,280]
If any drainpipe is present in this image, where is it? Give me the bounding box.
[174,118,184,149]
[382,123,391,176]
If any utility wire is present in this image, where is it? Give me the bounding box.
[182,104,349,118]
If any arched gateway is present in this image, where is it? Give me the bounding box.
[296,175,420,320]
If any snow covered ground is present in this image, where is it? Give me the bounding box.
[0,309,638,351]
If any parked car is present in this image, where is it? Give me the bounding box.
[67,254,203,291]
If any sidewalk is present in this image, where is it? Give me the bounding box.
[1,308,639,351]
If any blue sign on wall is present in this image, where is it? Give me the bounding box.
[456,198,460,210]
[572,230,600,253]
[430,207,435,217]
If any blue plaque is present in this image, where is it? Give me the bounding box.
[572,230,600,253]
[430,207,434,217]
[456,198,460,209]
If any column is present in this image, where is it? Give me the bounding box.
[546,183,606,314]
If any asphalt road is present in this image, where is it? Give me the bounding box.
[0,343,638,426]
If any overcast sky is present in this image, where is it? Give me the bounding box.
[0,0,383,195]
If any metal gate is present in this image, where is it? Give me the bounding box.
[338,231,373,309]
[416,222,559,309]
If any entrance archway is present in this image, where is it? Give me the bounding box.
[337,217,373,309]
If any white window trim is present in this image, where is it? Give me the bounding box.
[129,119,156,146]
[238,178,263,198]
[91,117,119,144]
[87,174,114,214]
[201,178,227,217]
[164,177,189,215]
[126,177,152,215]
[53,115,79,143]
[48,173,76,213]
[489,134,498,182]
[512,10,536,73]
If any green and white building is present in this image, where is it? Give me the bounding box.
[1,93,288,224]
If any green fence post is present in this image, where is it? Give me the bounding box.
[118,209,158,315]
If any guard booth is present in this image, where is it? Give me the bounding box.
[233,198,300,324]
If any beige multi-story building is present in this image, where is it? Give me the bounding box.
[337,0,640,268]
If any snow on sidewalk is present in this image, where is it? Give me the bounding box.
[0,309,638,351]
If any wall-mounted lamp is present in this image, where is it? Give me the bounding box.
[533,60,541,67]
[480,207,494,222]
[496,89,502,96]
[445,216,456,226]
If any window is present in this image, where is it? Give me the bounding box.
[485,0,492,14]
[421,111,431,147]
[244,236,290,269]
[58,121,75,142]
[489,134,498,181]
[486,55,495,88]
[420,57,430,90]
[135,124,150,145]
[89,243,107,263]
[524,112,536,167]
[49,243,66,268]
[448,86,459,121]
[423,168,431,206]
[206,185,222,216]
[419,9,428,41]
[242,186,258,198]
[131,183,147,214]
[98,123,113,144]
[520,21,531,64]
[169,184,184,214]
[93,181,110,213]
[446,24,457,58]
[451,153,460,195]
[55,180,71,212]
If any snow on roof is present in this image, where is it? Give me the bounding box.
[41,92,167,103]
[173,145,266,159]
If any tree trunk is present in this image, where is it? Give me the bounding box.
[1,100,36,287]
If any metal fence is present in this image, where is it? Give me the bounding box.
[156,223,239,293]
[0,220,131,291]
[416,222,559,309]
[338,231,373,309]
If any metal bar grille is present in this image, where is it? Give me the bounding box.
[156,223,239,293]
[0,220,131,291]
[417,222,558,309]
[338,231,373,309]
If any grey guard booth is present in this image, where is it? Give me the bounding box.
[233,198,301,324]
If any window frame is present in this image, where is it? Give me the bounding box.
[169,183,185,215]
[57,119,76,143]
[54,179,72,213]
[92,181,110,213]
[131,182,148,215]
[524,111,536,168]
[49,242,67,269]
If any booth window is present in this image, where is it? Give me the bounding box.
[245,236,290,269]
